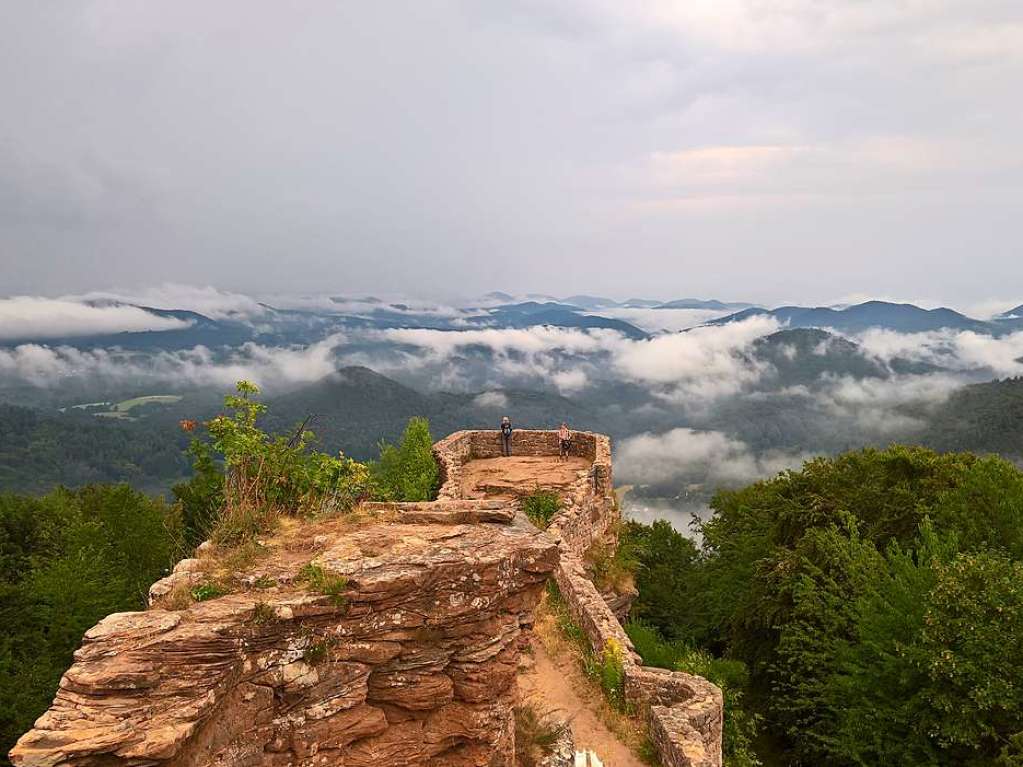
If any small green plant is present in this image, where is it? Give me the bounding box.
[297,562,349,607]
[637,735,662,766]
[597,638,627,711]
[522,490,561,529]
[251,602,278,625]
[191,581,227,602]
[545,582,630,712]
[514,702,569,767]
[303,638,333,665]
[545,582,589,650]
[181,381,372,549]
[253,574,277,589]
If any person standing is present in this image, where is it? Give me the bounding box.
[558,422,572,460]
[500,416,513,457]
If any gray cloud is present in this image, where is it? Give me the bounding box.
[1,2,1020,303]
[0,297,190,340]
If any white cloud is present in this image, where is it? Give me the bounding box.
[70,284,267,321]
[0,296,190,340]
[594,306,733,332]
[377,325,618,357]
[552,368,588,393]
[0,334,349,389]
[472,390,509,409]
[616,427,809,488]
[811,372,963,435]
[612,316,779,407]
[856,328,1023,377]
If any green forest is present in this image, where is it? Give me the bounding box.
[623,446,1023,766]
[4,379,1023,765]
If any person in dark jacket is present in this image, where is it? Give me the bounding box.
[500,416,513,457]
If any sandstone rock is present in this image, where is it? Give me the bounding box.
[10,517,557,767]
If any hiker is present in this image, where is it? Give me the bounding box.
[559,421,572,460]
[500,416,513,456]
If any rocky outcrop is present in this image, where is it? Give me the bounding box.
[10,506,557,767]
[12,429,722,767]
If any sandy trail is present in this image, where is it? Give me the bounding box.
[519,639,645,767]
[460,456,591,499]
[465,454,640,765]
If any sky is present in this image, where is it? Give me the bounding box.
[1,1,1021,306]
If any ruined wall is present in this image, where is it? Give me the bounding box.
[435,431,724,767]
[10,503,557,767]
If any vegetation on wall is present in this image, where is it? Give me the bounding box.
[522,490,561,529]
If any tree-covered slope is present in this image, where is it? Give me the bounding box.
[920,377,1023,458]
[0,405,193,494]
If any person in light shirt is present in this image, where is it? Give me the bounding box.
[558,422,572,461]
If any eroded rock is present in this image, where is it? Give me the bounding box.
[10,518,557,767]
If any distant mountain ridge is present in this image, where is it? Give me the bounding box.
[710,300,1001,334]
[7,294,1022,354]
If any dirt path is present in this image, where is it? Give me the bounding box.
[519,638,646,767]
[460,456,591,499]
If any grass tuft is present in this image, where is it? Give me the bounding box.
[522,490,562,529]
[514,702,569,767]
[250,602,278,625]
[190,581,227,602]
[297,562,349,607]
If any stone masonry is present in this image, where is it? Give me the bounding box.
[434,430,724,767]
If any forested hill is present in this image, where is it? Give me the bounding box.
[921,377,1023,457]
[5,367,1023,497]
[0,368,596,494]
[263,366,596,457]
[0,405,193,494]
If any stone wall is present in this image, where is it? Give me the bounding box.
[433,431,724,767]
[10,503,557,767]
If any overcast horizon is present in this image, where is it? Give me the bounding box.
[2,2,1021,305]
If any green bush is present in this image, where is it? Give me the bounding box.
[522,490,561,529]
[172,440,223,550]
[597,638,627,711]
[627,445,1023,766]
[177,381,371,550]
[369,417,440,501]
[0,486,179,764]
[620,520,702,643]
[585,523,641,593]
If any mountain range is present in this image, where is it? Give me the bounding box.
[711,300,1023,335]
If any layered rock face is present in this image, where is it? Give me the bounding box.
[11,507,558,767]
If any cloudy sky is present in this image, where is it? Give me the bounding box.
[2,1,1021,305]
